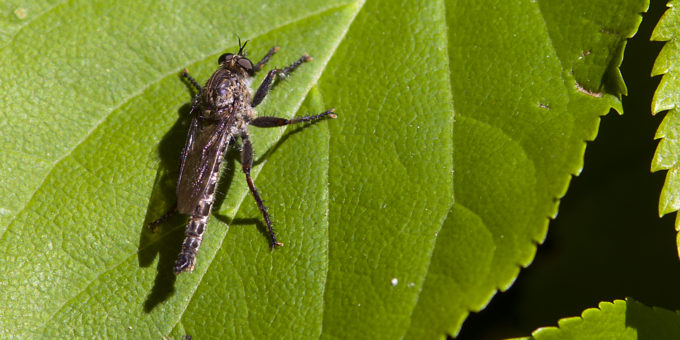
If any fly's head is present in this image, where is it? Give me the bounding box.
[218,39,254,77]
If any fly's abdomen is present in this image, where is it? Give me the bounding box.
[174,135,229,274]
[174,215,209,274]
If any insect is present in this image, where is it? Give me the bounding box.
[150,40,336,274]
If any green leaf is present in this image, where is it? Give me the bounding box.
[530,299,680,339]
[406,1,645,338]
[651,0,680,237]
[0,0,647,339]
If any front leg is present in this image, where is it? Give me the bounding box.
[181,69,202,93]
[254,46,280,72]
[251,54,313,108]
[181,69,202,117]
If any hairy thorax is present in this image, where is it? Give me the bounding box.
[201,68,254,121]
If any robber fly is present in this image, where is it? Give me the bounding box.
[150,40,336,274]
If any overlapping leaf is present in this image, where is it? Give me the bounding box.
[652,0,680,251]
[531,299,680,339]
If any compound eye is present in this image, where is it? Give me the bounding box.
[237,58,254,74]
[218,53,234,65]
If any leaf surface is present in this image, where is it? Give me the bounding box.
[0,0,647,338]
[406,1,645,337]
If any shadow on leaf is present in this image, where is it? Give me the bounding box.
[213,216,272,249]
[137,105,239,312]
[137,102,191,312]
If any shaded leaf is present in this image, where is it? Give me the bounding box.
[652,0,680,246]
[531,299,680,340]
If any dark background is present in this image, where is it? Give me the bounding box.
[458,1,680,338]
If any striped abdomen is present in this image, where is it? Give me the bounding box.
[174,135,231,274]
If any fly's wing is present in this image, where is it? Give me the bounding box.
[176,113,232,215]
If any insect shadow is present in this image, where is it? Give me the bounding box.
[136,102,199,312]
[137,77,320,312]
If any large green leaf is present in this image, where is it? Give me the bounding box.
[530,299,680,339]
[407,1,644,338]
[0,0,646,338]
[652,0,680,249]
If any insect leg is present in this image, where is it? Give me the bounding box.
[254,46,280,72]
[181,69,202,93]
[147,203,178,232]
[250,109,337,128]
[251,54,313,108]
[281,54,312,75]
[241,134,283,248]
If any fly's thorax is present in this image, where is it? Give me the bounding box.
[201,68,252,119]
